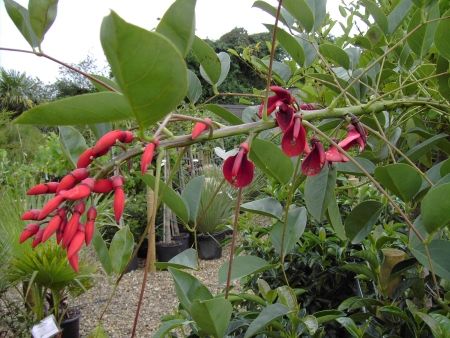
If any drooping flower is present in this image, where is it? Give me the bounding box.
[258,86,297,118]
[141,139,159,175]
[191,118,212,139]
[222,142,255,188]
[325,146,349,163]
[339,125,366,152]
[111,176,125,223]
[275,103,295,132]
[281,116,307,157]
[301,138,326,176]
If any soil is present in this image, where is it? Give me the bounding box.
[73,246,232,337]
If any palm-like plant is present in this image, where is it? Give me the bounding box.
[0,68,35,114]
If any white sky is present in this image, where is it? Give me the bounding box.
[0,0,344,83]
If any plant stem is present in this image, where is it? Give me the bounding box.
[131,152,163,338]
[225,188,243,299]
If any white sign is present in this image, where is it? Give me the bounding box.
[31,314,60,338]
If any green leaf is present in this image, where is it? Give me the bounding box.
[400,133,449,162]
[336,317,362,338]
[28,0,58,45]
[308,73,357,97]
[342,263,376,280]
[319,43,350,69]
[430,313,450,338]
[89,74,121,92]
[387,0,414,34]
[218,255,271,284]
[336,157,375,175]
[305,0,327,32]
[92,229,113,275]
[181,176,204,224]
[153,319,188,338]
[87,324,109,338]
[141,175,190,224]
[326,192,347,240]
[204,104,243,125]
[4,0,38,48]
[270,207,307,256]
[296,34,317,67]
[265,24,305,66]
[191,298,232,338]
[241,197,283,220]
[155,248,198,270]
[362,0,388,34]
[58,126,88,168]
[407,6,439,57]
[101,11,187,129]
[168,268,212,312]
[435,9,450,61]
[192,36,221,84]
[89,123,112,139]
[244,303,290,338]
[345,200,383,244]
[14,92,132,125]
[421,183,450,232]
[249,138,293,185]
[156,0,196,57]
[416,312,446,338]
[436,57,450,99]
[109,226,134,274]
[374,163,422,202]
[282,0,314,32]
[252,1,295,28]
[187,70,202,104]
[314,310,345,324]
[200,52,230,87]
[305,165,336,222]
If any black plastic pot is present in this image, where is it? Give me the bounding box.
[137,239,148,259]
[61,308,80,338]
[124,254,139,273]
[197,233,222,260]
[173,232,190,250]
[156,240,186,262]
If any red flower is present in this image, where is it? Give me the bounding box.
[275,103,295,132]
[27,182,59,195]
[19,223,40,243]
[111,176,125,223]
[301,138,326,176]
[281,116,306,157]
[141,139,159,175]
[258,86,296,118]
[222,142,255,188]
[325,146,349,163]
[299,103,319,110]
[191,118,212,139]
[77,148,95,168]
[338,125,366,152]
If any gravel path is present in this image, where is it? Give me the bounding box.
[74,246,231,337]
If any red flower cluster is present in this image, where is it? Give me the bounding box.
[222,142,255,188]
[259,86,367,177]
[20,130,134,271]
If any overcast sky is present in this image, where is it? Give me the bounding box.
[0,0,344,83]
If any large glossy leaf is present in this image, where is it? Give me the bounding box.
[400,133,449,162]
[326,192,347,240]
[265,24,305,66]
[249,138,293,185]
[89,74,121,92]
[407,5,439,57]
[200,52,230,87]
[421,183,450,232]
[435,9,450,61]
[270,207,307,256]
[4,0,38,48]
[252,1,295,28]
[244,303,290,338]
[153,319,189,338]
[241,197,283,220]
[181,176,204,224]
[155,248,198,270]
[282,0,314,32]
[410,240,450,281]
[191,298,232,338]
[305,165,336,222]
[204,104,243,125]
[101,12,187,129]
[218,255,270,284]
[14,92,132,125]
[109,226,134,274]
[374,163,422,202]
[387,0,414,34]
[314,310,346,324]
[28,0,58,45]
[192,36,221,84]
[156,0,196,57]
[336,317,362,338]
[92,229,113,275]
[319,43,350,69]
[296,34,317,67]
[187,70,202,104]
[58,126,88,168]
[141,175,190,224]
[362,0,388,34]
[168,268,212,311]
[345,200,383,244]
[305,0,327,32]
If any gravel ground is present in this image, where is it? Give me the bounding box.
[74,246,232,337]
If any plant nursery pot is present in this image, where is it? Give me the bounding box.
[197,233,222,260]
[137,239,148,259]
[124,254,139,273]
[173,232,190,250]
[156,240,186,262]
[61,308,80,338]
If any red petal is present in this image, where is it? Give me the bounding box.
[301,140,326,176]
[231,149,245,177]
[19,223,40,243]
[191,120,209,139]
[42,214,62,242]
[39,195,65,220]
[93,179,114,193]
[62,213,80,248]
[21,209,41,220]
[119,131,134,143]
[113,187,125,223]
[60,184,91,200]
[67,231,85,259]
[92,130,123,156]
[141,143,156,174]
[32,228,44,248]
[68,253,79,272]
[234,155,255,187]
[325,146,348,163]
[77,148,95,168]
[275,104,295,132]
[85,220,94,245]
[281,122,306,157]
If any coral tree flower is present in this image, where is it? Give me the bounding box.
[191,118,212,139]
[301,138,326,176]
[222,142,255,188]
[281,116,307,157]
[258,86,296,118]
[339,124,366,152]
[275,104,295,132]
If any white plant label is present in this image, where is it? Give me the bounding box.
[31,314,60,338]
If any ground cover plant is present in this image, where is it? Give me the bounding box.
[1,0,450,337]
